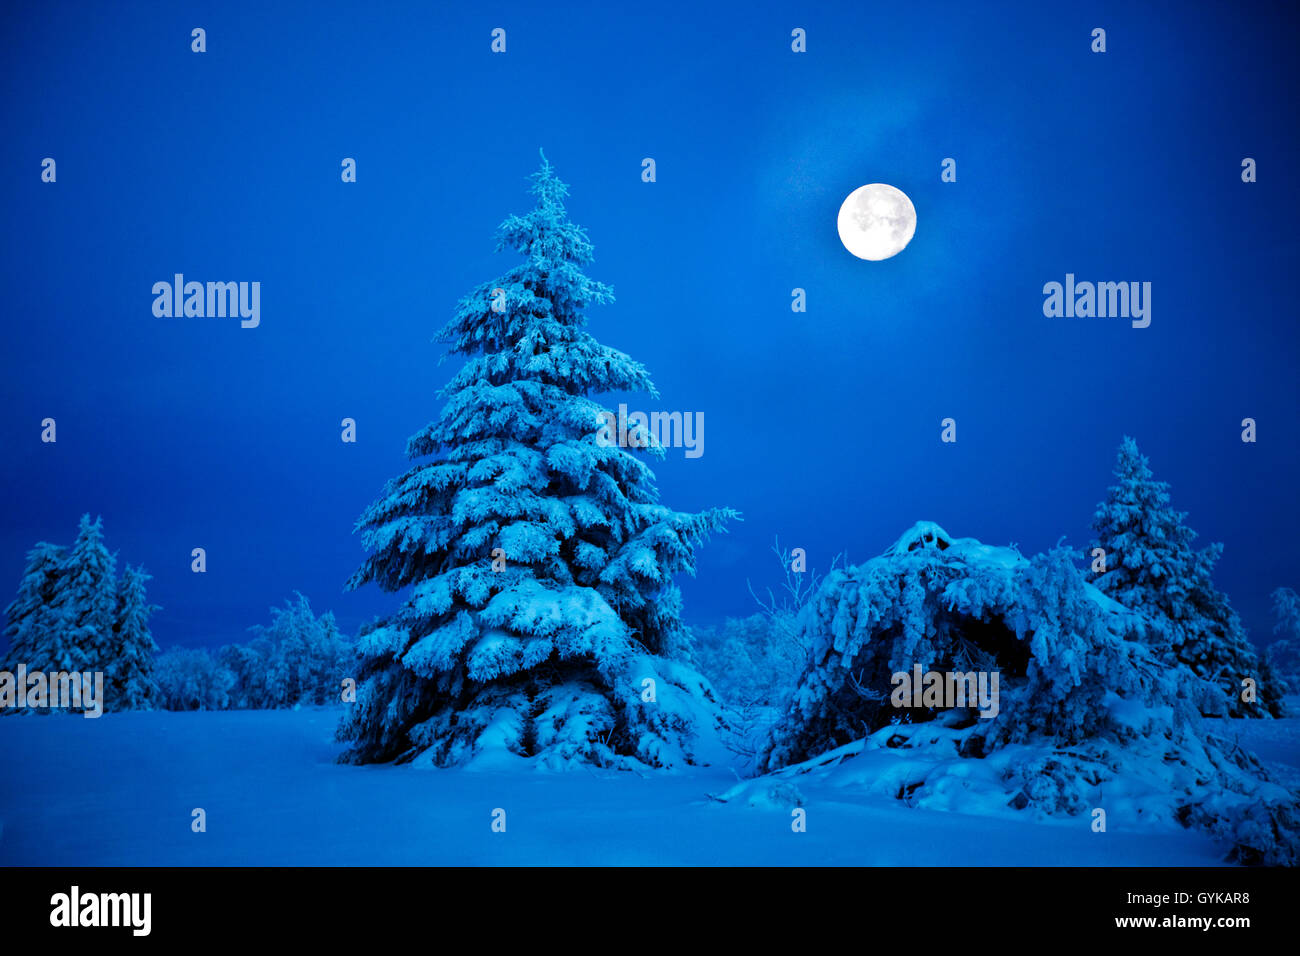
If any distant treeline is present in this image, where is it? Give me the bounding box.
[156,593,353,711]
[2,515,353,713]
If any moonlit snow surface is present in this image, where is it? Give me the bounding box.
[837,183,917,260]
[3,707,1289,865]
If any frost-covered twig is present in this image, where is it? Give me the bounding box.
[848,669,886,703]
[745,536,844,661]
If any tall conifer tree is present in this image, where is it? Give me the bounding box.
[2,542,68,674]
[339,154,735,768]
[108,564,160,710]
[52,514,117,675]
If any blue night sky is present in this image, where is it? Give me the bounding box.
[2,0,1297,650]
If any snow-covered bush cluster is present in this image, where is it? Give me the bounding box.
[733,517,1298,865]
[152,594,353,711]
[220,593,354,709]
[153,647,233,712]
[337,154,734,770]
[690,539,836,766]
[692,613,796,711]
[2,515,158,712]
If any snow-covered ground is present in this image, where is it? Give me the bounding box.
[1,706,1296,866]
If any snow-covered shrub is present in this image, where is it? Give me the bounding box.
[690,540,837,767]
[1264,642,1298,697]
[692,613,796,710]
[744,536,839,666]
[742,521,1300,866]
[338,155,734,770]
[154,648,233,712]
[1179,796,1300,867]
[220,593,353,709]
[758,524,1186,771]
[691,614,791,766]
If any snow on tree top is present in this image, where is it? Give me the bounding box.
[885,520,1023,571]
[885,520,954,555]
[882,521,1131,618]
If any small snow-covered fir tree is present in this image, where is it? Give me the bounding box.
[49,514,117,675]
[108,564,160,710]
[339,153,735,769]
[2,542,68,676]
[1265,587,1300,693]
[1273,587,1300,641]
[1090,437,1280,717]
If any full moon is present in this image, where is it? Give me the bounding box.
[837,183,916,260]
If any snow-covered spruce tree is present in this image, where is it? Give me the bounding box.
[47,514,117,677]
[339,154,734,769]
[1090,437,1281,717]
[107,564,160,711]
[2,542,68,677]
